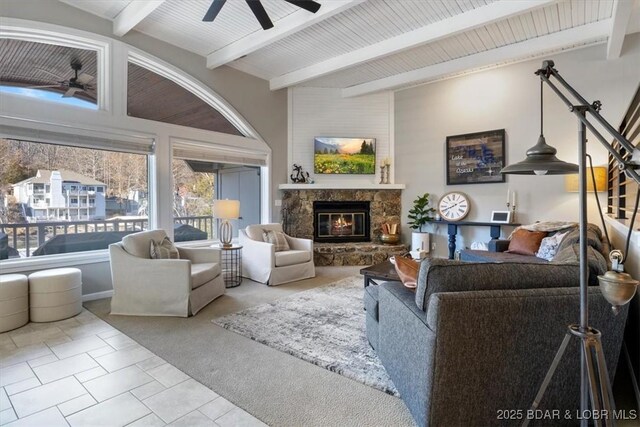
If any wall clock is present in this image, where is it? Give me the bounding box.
[438,192,470,222]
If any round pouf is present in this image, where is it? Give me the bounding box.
[0,274,29,332]
[29,268,82,322]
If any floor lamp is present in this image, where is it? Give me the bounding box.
[501,60,640,427]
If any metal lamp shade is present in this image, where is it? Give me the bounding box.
[501,135,579,175]
[213,199,240,247]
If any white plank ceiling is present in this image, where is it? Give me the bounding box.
[57,0,639,96]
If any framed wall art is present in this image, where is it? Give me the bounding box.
[445,129,506,185]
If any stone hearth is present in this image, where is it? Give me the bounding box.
[314,242,407,266]
[281,189,405,266]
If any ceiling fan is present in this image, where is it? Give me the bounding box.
[203,0,321,30]
[27,59,95,99]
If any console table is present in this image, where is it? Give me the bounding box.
[426,220,520,259]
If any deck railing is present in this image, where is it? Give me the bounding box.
[0,215,214,258]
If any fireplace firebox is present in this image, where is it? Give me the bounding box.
[313,201,370,243]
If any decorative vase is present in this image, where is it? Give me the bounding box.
[380,233,400,245]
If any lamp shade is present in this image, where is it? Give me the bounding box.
[565,167,607,192]
[213,199,240,219]
[501,135,579,176]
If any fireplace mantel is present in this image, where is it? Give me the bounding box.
[279,183,405,190]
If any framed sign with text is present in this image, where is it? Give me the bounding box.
[446,129,506,185]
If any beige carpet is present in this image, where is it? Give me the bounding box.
[84,266,415,427]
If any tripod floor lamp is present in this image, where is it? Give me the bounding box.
[501,60,640,427]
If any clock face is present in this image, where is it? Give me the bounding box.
[438,192,470,222]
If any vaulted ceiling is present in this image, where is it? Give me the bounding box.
[58,0,640,96]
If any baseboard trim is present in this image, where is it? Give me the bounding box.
[82,290,113,302]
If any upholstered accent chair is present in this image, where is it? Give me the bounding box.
[239,223,315,286]
[109,229,224,317]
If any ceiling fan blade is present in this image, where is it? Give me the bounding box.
[283,0,321,13]
[203,0,226,21]
[76,73,94,84]
[26,85,61,89]
[33,68,65,80]
[62,87,80,98]
[246,0,274,30]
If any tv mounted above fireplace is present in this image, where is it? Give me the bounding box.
[314,137,376,175]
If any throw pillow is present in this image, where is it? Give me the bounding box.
[507,229,547,256]
[394,256,420,290]
[536,231,568,261]
[262,229,290,252]
[149,237,180,259]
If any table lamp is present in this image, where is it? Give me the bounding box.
[213,199,240,248]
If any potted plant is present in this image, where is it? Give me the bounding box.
[407,193,436,253]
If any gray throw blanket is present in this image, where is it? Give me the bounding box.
[551,224,609,285]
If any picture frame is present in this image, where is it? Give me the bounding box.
[491,210,512,224]
[446,129,506,185]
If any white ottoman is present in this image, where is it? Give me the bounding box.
[29,268,82,322]
[0,274,29,332]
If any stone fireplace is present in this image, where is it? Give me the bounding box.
[313,201,370,243]
[281,188,407,265]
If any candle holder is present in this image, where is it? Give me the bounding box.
[384,165,391,184]
[507,202,516,223]
[379,165,386,184]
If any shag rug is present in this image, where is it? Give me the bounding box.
[213,276,398,396]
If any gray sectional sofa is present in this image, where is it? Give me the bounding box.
[365,258,628,426]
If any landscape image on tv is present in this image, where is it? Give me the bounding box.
[314,137,376,174]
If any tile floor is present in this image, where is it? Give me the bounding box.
[0,310,267,427]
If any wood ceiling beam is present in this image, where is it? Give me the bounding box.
[342,19,611,98]
[206,0,365,70]
[606,0,634,59]
[269,0,556,91]
[113,0,166,37]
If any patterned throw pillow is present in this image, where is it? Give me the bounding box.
[150,236,180,259]
[262,229,290,252]
[536,231,568,261]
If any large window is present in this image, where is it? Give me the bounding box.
[0,139,149,258]
[0,39,98,109]
[127,62,243,135]
[172,158,262,242]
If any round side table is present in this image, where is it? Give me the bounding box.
[220,245,243,288]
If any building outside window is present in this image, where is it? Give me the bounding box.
[0,139,150,258]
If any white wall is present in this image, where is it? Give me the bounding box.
[395,34,640,260]
[289,87,393,185]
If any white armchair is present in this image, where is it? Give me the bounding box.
[239,223,315,286]
[109,229,225,317]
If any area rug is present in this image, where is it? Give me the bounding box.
[213,276,398,396]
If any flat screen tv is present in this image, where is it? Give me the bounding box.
[314,137,376,175]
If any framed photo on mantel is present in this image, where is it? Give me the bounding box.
[445,129,506,185]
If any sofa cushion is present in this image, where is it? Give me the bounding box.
[262,229,290,252]
[536,231,568,261]
[364,284,379,321]
[191,263,221,289]
[415,259,579,311]
[507,229,547,256]
[556,223,604,253]
[122,229,168,259]
[460,250,549,264]
[274,250,311,267]
[150,237,179,260]
[245,223,283,242]
[552,244,607,285]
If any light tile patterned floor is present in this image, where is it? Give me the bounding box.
[0,310,267,427]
